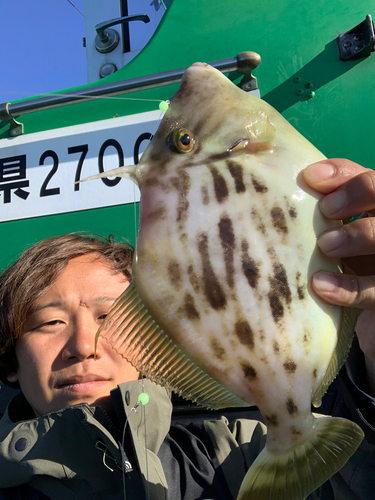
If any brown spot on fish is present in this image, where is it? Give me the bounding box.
[241,240,260,289]
[303,328,312,343]
[265,414,279,427]
[187,265,200,293]
[241,362,257,380]
[218,216,235,288]
[273,341,280,354]
[210,337,227,361]
[268,291,284,323]
[147,201,167,223]
[267,247,276,259]
[197,233,227,310]
[286,398,298,415]
[171,170,191,227]
[184,292,200,320]
[313,368,318,379]
[302,329,312,355]
[251,208,266,235]
[268,263,292,323]
[251,175,268,193]
[291,426,302,435]
[296,272,306,300]
[146,152,169,177]
[234,320,255,350]
[283,360,297,374]
[288,205,297,218]
[209,166,229,203]
[227,160,246,193]
[168,260,182,290]
[179,232,188,244]
[208,151,231,162]
[201,185,209,205]
[271,207,288,235]
[284,196,297,218]
[270,263,292,304]
[143,176,162,188]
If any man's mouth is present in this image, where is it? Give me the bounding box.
[57,375,109,394]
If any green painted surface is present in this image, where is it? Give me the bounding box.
[1,0,374,269]
[0,203,139,272]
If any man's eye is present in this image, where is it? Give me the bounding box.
[98,314,108,321]
[31,319,63,332]
[38,320,62,328]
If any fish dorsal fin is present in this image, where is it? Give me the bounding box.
[96,282,249,410]
[312,261,357,407]
[244,111,276,144]
[76,165,137,185]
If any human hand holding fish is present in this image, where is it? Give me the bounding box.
[302,158,375,311]
[303,158,375,397]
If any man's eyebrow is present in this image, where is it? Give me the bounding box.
[31,301,64,314]
[30,296,119,314]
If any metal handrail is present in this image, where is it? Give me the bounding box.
[0,51,260,136]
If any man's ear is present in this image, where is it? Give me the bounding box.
[6,372,18,383]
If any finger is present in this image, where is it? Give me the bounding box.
[302,159,367,194]
[318,170,375,220]
[312,271,375,310]
[317,217,375,258]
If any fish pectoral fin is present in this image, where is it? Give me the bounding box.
[243,111,276,151]
[237,416,364,500]
[95,281,249,410]
[75,165,137,184]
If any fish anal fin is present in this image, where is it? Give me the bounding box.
[312,302,357,407]
[96,282,249,410]
[237,416,364,500]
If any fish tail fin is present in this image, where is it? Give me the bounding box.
[237,416,364,500]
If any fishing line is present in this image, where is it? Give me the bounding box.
[121,387,150,500]
[120,100,167,500]
[141,378,150,500]
[66,0,84,17]
[0,90,169,105]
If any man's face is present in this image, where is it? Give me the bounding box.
[7,253,139,417]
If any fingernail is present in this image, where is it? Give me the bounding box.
[313,272,338,292]
[317,228,346,253]
[320,190,346,215]
[306,162,336,181]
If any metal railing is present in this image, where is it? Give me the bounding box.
[0,51,260,137]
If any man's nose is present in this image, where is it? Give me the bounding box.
[62,313,103,362]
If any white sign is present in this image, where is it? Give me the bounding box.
[0,110,163,222]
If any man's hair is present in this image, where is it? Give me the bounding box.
[0,233,134,388]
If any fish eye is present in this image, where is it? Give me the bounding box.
[167,128,195,153]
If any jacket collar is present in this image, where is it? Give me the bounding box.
[0,379,171,499]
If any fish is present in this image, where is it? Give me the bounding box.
[80,62,364,500]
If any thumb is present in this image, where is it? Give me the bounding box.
[312,272,375,310]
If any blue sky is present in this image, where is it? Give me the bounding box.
[0,0,86,103]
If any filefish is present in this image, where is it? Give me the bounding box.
[81,63,364,500]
